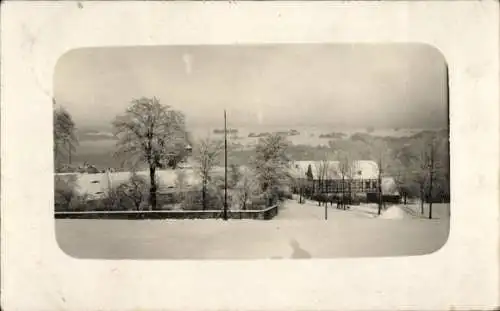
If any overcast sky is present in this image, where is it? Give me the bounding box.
[54,44,448,130]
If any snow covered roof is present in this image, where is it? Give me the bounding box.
[290,160,379,180]
[55,173,111,200]
[56,162,399,199]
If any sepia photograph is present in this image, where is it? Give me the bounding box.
[53,44,450,259]
[3,1,499,310]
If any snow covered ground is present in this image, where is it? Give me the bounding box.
[55,200,450,260]
[275,198,434,221]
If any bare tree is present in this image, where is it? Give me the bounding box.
[396,140,430,215]
[112,97,187,210]
[424,137,440,219]
[339,155,351,211]
[428,146,435,219]
[315,159,330,207]
[229,164,242,189]
[377,156,384,215]
[347,159,359,210]
[314,163,321,203]
[414,159,428,215]
[371,141,392,215]
[305,164,314,198]
[389,158,408,205]
[252,133,291,206]
[53,98,78,170]
[395,132,447,219]
[194,137,223,210]
[236,168,259,210]
[175,169,188,202]
[294,165,308,204]
[298,178,307,204]
[321,160,330,219]
[432,134,450,207]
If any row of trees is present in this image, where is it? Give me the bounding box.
[54,97,292,212]
[392,134,449,219]
[112,97,292,211]
[290,132,449,219]
[54,96,449,218]
[53,99,78,171]
[54,99,104,174]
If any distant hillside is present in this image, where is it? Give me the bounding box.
[319,132,346,139]
[213,128,238,135]
[66,128,448,172]
[77,129,117,141]
[248,129,300,138]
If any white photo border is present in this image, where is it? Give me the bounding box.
[1,1,499,310]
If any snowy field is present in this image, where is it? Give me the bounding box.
[56,201,450,259]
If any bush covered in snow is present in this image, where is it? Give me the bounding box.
[379,205,406,220]
[180,185,224,211]
[54,175,90,211]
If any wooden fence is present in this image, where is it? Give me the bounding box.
[54,204,280,220]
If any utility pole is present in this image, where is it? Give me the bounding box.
[223,110,228,221]
[377,154,383,216]
[324,198,328,220]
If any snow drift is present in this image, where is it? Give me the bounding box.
[379,205,407,220]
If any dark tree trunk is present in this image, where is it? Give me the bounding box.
[428,188,433,219]
[149,166,157,210]
[202,181,207,210]
[347,180,352,210]
[317,179,321,206]
[428,144,435,219]
[341,176,345,210]
[378,157,384,214]
[420,185,425,215]
[377,179,382,215]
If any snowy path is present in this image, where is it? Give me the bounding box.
[278,198,450,221]
[56,202,450,260]
[56,218,448,259]
[400,203,450,220]
[276,199,404,220]
[275,200,334,220]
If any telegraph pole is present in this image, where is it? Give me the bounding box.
[223,110,228,221]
